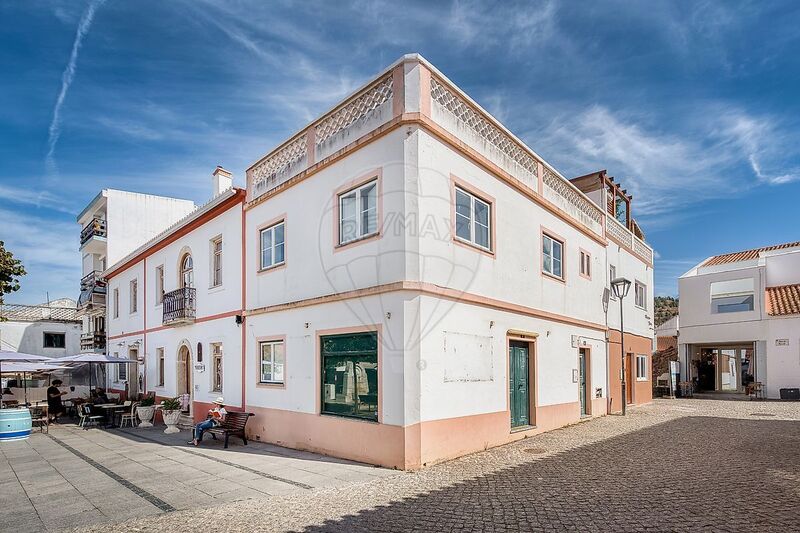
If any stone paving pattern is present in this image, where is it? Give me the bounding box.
[2,399,799,532]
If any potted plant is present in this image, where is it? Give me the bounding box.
[136,395,156,427]
[161,397,182,434]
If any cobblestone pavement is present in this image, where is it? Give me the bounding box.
[66,400,800,531]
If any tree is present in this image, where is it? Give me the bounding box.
[0,240,26,308]
[654,296,679,327]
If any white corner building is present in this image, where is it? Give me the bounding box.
[679,240,800,399]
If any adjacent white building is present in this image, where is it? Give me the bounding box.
[98,54,655,469]
[76,189,195,364]
[0,298,81,357]
[679,240,800,399]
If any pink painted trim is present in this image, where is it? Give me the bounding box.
[107,310,241,340]
[306,127,316,167]
[579,247,592,280]
[240,201,247,411]
[419,64,431,117]
[540,225,566,284]
[537,161,544,195]
[255,335,287,389]
[332,168,383,253]
[450,174,496,259]
[391,64,404,117]
[315,324,383,424]
[255,214,287,274]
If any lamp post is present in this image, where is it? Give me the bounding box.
[611,277,632,415]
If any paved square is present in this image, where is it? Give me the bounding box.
[2,400,799,532]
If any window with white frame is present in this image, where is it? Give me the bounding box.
[710,278,755,314]
[211,236,223,287]
[260,221,285,270]
[259,340,285,384]
[542,233,564,279]
[636,354,648,380]
[635,281,647,309]
[454,187,491,250]
[580,250,591,278]
[211,342,223,392]
[339,179,378,244]
[113,288,119,318]
[609,265,617,299]
[155,265,164,305]
[157,347,165,386]
[130,279,138,313]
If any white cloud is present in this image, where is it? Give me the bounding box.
[45,0,106,177]
[0,185,77,214]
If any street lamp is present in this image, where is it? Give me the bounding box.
[611,277,632,415]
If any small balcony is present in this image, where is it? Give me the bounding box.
[80,332,106,352]
[77,271,107,312]
[80,218,107,253]
[163,287,196,326]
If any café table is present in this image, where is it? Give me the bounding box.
[94,403,128,428]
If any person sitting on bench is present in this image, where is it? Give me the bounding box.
[190,397,227,446]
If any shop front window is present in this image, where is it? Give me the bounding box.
[321,332,378,421]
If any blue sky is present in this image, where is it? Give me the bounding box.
[1,0,799,303]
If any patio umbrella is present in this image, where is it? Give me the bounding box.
[56,353,139,396]
[0,352,52,409]
[0,363,68,406]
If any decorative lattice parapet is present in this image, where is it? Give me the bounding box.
[606,214,654,264]
[250,134,308,199]
[542,168,605,236]
[633,234,654,264]
[316,75,393,146]
[606,213,632,247]
[430,76,539,190]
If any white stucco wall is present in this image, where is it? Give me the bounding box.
[0,320,81,357]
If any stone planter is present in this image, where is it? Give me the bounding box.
[136,405,155,427]
[162,409,182,434]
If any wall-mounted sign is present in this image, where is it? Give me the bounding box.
[776,339,790,346]
[194,363,206,372]
[572,369,579,383]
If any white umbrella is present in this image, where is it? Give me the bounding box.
[57,353,139,394]
[0,352,57,408]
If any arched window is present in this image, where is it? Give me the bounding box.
[180,254,194,288]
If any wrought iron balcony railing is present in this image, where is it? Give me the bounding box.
[80,218,107,245]
[77,271,107,309]
[163,287,196,326]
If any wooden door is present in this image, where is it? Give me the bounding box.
[509,342,530,428]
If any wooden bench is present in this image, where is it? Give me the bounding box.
[204,412,254,449]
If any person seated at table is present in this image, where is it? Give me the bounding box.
[2,388,14,401]
[190,397,227,446]
[93,388,110,404]
[47,380,67,423]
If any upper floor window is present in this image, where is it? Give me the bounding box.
[580,250,591,279]
[454,187,491,250]
[43,332,65,349]
[260,221,285,270]
[211,237,223,287]
[130,279,138,314]
[113,288,119,318]
[635,281,647,309]
[180,254,194,288]
[339,179,378,245]
[155,265,164,305]
[542,233,564,279]
[710,278,754,314]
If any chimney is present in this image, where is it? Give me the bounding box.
[212,166,233,196]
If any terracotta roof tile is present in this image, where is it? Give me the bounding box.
[766,284,800,316]
[703,241,800,267]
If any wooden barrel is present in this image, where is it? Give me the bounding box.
[0,408,32,441]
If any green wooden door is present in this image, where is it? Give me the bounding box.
[509,342,530,428]
[579,349,587,416]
